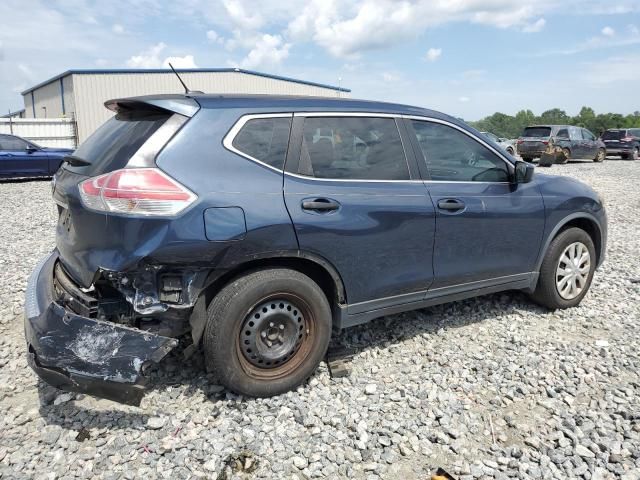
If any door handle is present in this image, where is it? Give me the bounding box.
[302,198,340,212]
[437,199,465,211]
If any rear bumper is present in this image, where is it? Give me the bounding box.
[24,251,178,406]
[604,147,631,155]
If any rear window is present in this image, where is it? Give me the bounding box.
[66,110,171,175]
[232,117,292,170]
[602,130,626,140]
[522,127,551,138]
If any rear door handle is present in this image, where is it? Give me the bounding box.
[437,199,465,211]
[302,198,340,212]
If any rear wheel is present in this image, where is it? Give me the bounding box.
[203,269,332,397]
[594,148,605,162]
[530,228,596,309]
[632,147,639,161]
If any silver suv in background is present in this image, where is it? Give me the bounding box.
[517,125,606,164]
[481,132,516,156]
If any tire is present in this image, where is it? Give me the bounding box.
[507,147,514,156]
[530,227,596,310]
[557,148,570,164]
[522,156,534,163]
[632,147,639,161]
[594,148,605,163]
[203,268,332,397]
[621,153,629,160]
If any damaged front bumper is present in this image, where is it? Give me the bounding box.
[24,251,178,406]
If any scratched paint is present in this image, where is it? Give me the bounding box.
[68,324,126,365]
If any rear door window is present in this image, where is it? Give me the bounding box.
[522,127,551,138]
[602,130,624,140]
[297,117,410,180]
[411,120,510,183]
[232,117,292,170]
[67,110,171,176]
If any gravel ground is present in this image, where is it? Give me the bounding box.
[0,160,639,480]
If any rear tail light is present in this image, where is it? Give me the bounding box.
[621,136,633,142]
[79,168,196,216]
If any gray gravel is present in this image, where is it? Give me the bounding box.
[1,160,639,479]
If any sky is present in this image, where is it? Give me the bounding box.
[1,0,639,121]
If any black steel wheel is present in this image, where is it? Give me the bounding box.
[203,269,332,397]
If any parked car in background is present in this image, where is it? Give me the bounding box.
[25,95,607,405]
[0,134,73,178]
[481,131,516,155]
[601,128,640,160]
[517,125,606,164]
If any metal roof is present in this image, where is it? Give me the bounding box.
[20,68,351,96]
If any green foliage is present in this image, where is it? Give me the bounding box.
[470,107,640,139]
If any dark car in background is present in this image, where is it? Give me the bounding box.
[24,95,607,405]
[0,134,73,178]
[518,125,606,164]
[601,128,640,160]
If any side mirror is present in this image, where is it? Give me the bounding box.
[514,160,535,184]
[26,146,38,154]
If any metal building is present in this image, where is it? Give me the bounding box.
[21,68,351,143]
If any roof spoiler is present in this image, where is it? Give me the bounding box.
[104,96,200,117]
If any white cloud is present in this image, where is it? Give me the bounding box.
[0,40,4,61]
[112,24,125,34]
[459,96,471,103]
[126,43,197,69]
[17,63,34,80]
[206,30,218,42]
[381,71,401,82]
[286,0,559,58]
[237,34,290,70]
[223,0,264,31]
[425,48,442,62]
[95,58,109,67]
[126,42,167,68]
[601,26,615,36]
[523,18,546,33]
[163,55,198,68]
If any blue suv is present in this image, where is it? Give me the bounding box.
[24,95,607,404]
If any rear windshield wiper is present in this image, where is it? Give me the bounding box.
[63,155,91,167]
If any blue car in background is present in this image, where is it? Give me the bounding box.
[0,134,73,178]
[24,94,607,404]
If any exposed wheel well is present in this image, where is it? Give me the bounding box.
[202,256,345,312]
[555,217,602,265]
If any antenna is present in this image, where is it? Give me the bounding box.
[168,63,190,94]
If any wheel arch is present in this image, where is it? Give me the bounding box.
[536,213,604,272]
[188,251,347,349]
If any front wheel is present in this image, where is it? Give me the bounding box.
[203,269,332,397]
[557,148,570,164]
[594,148,606,162]
[530,228,596,309]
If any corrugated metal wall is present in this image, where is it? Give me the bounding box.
[22,71,348,143]
[73,72,348,141]
[27,80,65,119]
[0,118,76,148]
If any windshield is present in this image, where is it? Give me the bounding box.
[65,110,170,175]
[522,127,551,138]
[602,130,625,140]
